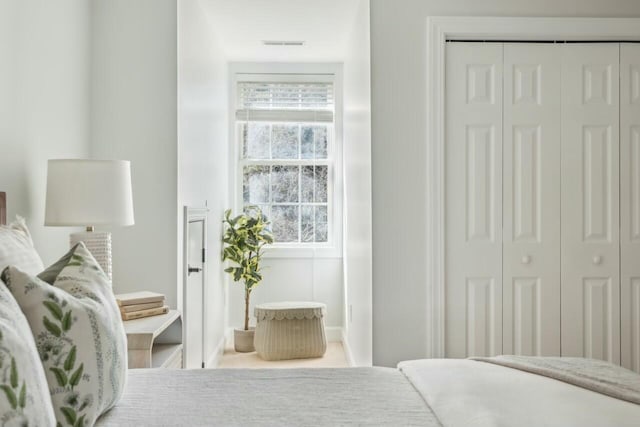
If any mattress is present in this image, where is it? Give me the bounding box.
[96,367,441,426]
[399,359,640,427]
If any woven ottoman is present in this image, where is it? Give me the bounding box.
[254,302,327,361]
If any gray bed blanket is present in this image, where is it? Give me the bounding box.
[471,355,640,405]
[96,367,441,426]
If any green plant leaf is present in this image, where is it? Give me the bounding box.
[74,414,86,427]
[64,346,76,371]
[49,367,68,387]
[43,301,64,320]
[69,363,83,387]
[18,382,26,409]
[60,407,77,425]
[43,316,61,337]
[62,311,72,332]
[10,357,18,388]
[222,207,271,291]
[0,385,17,409]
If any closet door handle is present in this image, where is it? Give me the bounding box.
[521,255,531,265]
[592,255,602,265]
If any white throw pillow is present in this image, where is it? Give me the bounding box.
[0,283,56,427]
[0,216,44,275]
[1,242,127,426]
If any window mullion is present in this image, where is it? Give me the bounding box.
[298,164,302,243]
[298,124,303,243]
[240,159,330,167]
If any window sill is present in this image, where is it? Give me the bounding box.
[262,245,342,259]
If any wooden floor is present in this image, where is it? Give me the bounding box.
[218,342,349,369]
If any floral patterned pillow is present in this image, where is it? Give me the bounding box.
[0,283,56,426]
[0,216,44,275]
[1,242,127,427]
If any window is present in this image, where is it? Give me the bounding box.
[235,74,336,246]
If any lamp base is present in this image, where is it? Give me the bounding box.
[70,231,112,281]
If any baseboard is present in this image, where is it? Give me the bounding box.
[227,326,343,342]
[341,328,356,367]
[205,334,226,368]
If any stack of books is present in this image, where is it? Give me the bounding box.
[116,291,169,321]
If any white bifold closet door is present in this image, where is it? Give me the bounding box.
[446,42,640,365]
[445,43,503,358]
[560,44,620,364]
[621,43,640,372]
[446,42,561,358]
[502,44,561,357]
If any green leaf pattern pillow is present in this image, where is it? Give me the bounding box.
[2,243,127,427]
[0,282,56,426]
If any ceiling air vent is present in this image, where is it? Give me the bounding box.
[262,40,306,46]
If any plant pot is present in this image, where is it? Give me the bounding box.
[234,327,255,353]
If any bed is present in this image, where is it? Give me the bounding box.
[92,357,640,426]
[2,192,640,426]
[95,367,440,426]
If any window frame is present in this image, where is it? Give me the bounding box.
[229,63,343,258]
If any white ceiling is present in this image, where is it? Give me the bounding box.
[199,0,362,62]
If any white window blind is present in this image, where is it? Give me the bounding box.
[236,81,334,123]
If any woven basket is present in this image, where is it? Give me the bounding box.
[254,302,327,361]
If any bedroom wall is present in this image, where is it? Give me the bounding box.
[343,0,373,366]
[370,0,640,367]
[90,0,179,306]
[177,0,229,366]
[227,257,344,332]
[0,0,91,264]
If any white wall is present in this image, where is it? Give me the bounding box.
[178,0,229,365]
[343,0,372,366]
[0,0,90,264]
[370,0,640,367]
[90,0,179,306]
[227,257,344,330]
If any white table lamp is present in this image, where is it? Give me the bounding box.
[45,159,135,280]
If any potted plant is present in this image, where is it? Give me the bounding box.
[222,206,273,352]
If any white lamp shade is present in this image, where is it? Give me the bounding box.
[45,159,135,227]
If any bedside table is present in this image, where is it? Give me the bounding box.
[123,310,183,369]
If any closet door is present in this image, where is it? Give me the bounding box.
[502,44,561,356]
[561,44,620,363]
[621,43,640,373]
[445,43,503,358]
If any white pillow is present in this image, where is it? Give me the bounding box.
[0,216,44,275]
[2,242,127,426]
[0,282,56,426]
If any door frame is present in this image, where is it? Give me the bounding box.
[425,16,640,358]
[182,206,209,368]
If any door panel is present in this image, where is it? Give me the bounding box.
[446,42,503,357]
[561,44,620,363]
[185,219,205,368]
[621,43,640,372]
[503,44,561,356]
